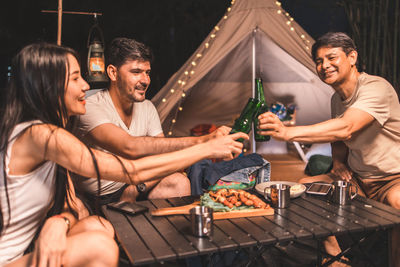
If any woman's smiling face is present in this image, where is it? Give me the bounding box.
[64,54,90,116]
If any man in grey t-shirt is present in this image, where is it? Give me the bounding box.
[73,38,230,204]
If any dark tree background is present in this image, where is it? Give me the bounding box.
[0,0,349,98]
[342,0,400,91]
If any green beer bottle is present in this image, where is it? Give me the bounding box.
[253,78,270,141]
[230,97,260,142]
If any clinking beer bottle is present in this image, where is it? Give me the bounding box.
[253,78,271,141]
[230,97,260,142]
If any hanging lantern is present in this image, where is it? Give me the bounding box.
[86,15,108,84]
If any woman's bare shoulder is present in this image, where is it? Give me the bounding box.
[8,123,66,175]
[20,123,79,154]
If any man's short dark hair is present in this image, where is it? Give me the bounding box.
[107,37,153,68]
[311,32,357,62]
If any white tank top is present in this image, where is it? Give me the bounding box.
[0,121,56,265]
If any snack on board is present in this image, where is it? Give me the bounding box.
[201,188,268,212]
[207,173,257,191]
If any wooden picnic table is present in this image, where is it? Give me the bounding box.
[103,191,400,266]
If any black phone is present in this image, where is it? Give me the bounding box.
[306,183,332,195]
[106,201,149,216]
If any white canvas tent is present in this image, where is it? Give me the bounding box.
[152,0,334,151]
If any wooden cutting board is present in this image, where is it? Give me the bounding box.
[150,201,274,220]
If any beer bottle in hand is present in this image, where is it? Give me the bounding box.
[253,78,270,141]
[230,97,260,142]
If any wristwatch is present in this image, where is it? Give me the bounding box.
[136,183,146,193]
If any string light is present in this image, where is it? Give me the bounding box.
[275,1,312,50]
[163,0,311,136]
[162,0,238,136]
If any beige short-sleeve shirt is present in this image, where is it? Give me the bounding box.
[331,73,400,179]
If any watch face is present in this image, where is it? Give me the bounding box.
[137,183,146,193]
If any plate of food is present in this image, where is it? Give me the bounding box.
[255,181,306,199]
[151,189,274,219]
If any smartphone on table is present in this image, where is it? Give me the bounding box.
[306,183,333,195]
[106,201,149,216]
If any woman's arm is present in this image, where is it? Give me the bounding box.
[18,124,247,185]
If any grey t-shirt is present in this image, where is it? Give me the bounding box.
[73,89,163,195]
[331,73,400,179]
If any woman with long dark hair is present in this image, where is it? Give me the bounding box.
[0,43,246,266]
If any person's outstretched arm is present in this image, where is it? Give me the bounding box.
[85,123,231,159]
[13,124,247,185]
[257,107,374,143]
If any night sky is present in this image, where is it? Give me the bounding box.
[0,0,349,97]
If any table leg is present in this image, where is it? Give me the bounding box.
[388,229,393,267]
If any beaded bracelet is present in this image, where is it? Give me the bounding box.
[52,215,71,232]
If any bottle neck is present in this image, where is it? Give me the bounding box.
[255,78,265,103]
[238,98,259,120]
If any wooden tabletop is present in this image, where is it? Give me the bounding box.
[103,193,400,266]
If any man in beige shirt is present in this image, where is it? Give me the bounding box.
[258,32,400,267]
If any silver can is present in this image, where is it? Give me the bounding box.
[265,183,291,209]
[331,180,358,205]
[190,206,213,237]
